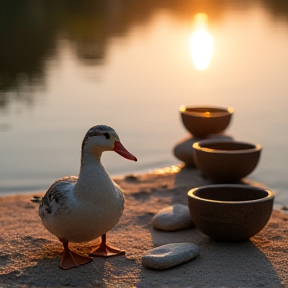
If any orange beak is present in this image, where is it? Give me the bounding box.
[114,141,137,162]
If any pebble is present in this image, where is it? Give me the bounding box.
[173,134,233,166]
[152,204,194,231]
[142,242,199,270]
[124,174,139,182]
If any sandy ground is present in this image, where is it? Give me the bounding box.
[0,166,287,288]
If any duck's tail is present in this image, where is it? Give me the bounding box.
[31,196,42,203]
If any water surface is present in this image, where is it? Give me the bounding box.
[0,0,287,204]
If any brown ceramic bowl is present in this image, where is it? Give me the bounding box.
[188,184,274,241]
[180,106,234,137]
[193,140,261,183]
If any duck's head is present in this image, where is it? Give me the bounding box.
[81,125,137,161]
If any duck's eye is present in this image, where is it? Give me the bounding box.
[103,132,110,139]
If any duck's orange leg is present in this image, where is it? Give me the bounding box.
[59,238,93,269]
[89,234,125,257]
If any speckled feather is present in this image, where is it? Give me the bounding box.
[39,176,77,219]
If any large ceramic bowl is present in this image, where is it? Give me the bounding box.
[180,106,234,137]
[188,184,274,241]
[193,139,261,183]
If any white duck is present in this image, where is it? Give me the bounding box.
[32,125,137,269]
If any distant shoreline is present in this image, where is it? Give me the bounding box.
[1,164,288,209]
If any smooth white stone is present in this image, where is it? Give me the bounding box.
[152,204,194,231]
[173,134,233,166]
[142,242,199,270]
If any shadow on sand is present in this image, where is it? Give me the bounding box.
[137,167,284,288]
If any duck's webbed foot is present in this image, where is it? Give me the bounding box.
[89,234,125,257]
[59,238,93,269]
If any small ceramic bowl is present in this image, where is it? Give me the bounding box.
[188,184,274,241]
[180,106,234,137]
[193,140,261,183]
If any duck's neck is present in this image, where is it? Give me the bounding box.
[74,150,115,201]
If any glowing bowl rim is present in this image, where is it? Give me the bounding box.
[193,139,262,154]
[187,184,275,205]
[180,105,234,117]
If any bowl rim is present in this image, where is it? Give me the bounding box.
[193,139,262,154]
[188,184,275,205]
[180,105,234,117]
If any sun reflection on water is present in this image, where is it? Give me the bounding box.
[190,13,214,71]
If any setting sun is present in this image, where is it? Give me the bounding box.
[190,13,214,70]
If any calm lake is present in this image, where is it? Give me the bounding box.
[0,0,287,205]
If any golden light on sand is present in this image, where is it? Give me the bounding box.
[190,13,214,71]
[154,165,182,175]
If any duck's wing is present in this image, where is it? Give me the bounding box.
[38,176,78,219]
